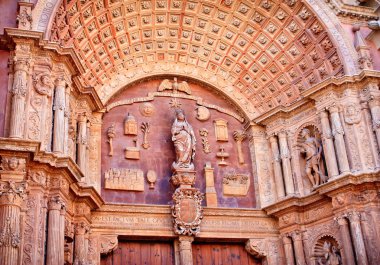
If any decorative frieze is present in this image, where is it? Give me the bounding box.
[104,168,144,191]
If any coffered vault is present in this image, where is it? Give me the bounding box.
[31,0,359,119]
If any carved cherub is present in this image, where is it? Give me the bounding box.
[158,77,191,95]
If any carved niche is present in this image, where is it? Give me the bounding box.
[223,171,250,196]
[104,168,144,191]
[313,236,342,265]
[124,113,138,135]
[214,119,229,141]
[172,188,204,236]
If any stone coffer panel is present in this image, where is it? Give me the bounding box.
[101,78,256,208]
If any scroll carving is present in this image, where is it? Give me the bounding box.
[199,128,211,154]
[104,168,144,191]
[172,188,204,236]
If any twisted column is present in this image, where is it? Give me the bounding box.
[319,110,339,178]
[52,77,66,154]
[329,106,350,173]
[46,196,65,265]
[278,131,294,195]
[281,236,295,265]
[0,181,27,265]
[9,59,29,139]
[335,215,355,265]
[348,212,369,265]
[178,236,194,265]
[269,135,285,198]
[290,231,306,265]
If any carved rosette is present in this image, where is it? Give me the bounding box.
[172,188,204,236]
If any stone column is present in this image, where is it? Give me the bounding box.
[178,236,194,265]
[278,131,294,195]
[77,113,88,176]
[63,86,71,156]
[53,77,66,154]
[269,135,285,199]
[281,236,295,265]
[368,98,380,150]
[319,110,339,178]
[291,231,306,265]
[335,216,355,265]
[59,206,66,265]
[329,106,350,173]
[9,59,29,139]
[348,212,369,265]
[46,196,65,265]
[0,181,27,265]
[74,222,89,265]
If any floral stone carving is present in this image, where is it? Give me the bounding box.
[104,168,144,191]
[223,171,250,196]
[172,188,204,236]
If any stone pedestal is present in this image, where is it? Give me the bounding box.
[171,169,196,188]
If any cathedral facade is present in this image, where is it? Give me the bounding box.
[0,0,380,264]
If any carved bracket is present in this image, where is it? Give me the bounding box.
[100,235,118,255]
[245,239,267,258]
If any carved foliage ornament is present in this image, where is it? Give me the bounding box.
[172,188,204,236]
[0,181,28,205]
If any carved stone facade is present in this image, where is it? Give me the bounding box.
[0,1,379,264]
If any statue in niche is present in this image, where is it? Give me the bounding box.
[171,109,196,170]
[317,241,342,265]
[298,128,326,189]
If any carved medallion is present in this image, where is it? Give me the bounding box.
[344,103,361,124]
[172,188,204,236]
[139,102,155,117]
[196,106,210,121]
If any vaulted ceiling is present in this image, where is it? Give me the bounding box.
[50,0,345,117]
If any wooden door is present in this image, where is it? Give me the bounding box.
[101,241,175,265]
[192,242,262,265]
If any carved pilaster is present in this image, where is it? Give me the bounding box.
[281,235,295,265]
[0,180,27,265]
[53,77,67,154]
[77,113,88,178]
[334,215,355,265]
[46,196,65,265]
[269,135,285,199]
[278,131,294,195]
[178,236,194,265]
[290,230,306,265]
[347,212,369,265]
[319,110,339,178]
[74,222,90,265]
[9,58,30,139]
[329,105,350,174]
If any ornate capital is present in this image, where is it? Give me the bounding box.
[0,181,28,206]
[75,222,90,236]
[233,130,246,142]
[347,211,361,223]
[290,230,303,241]
[55,76,66,88]
[0,157,26,181]
[245,239,266,258]
[48,196,65,211]
[334,215,348,226]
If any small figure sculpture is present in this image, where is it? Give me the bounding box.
[317,241,342,265]
[298,128,325,189]
[171,109,196,170]
[158,77,191,94]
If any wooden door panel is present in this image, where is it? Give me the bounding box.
[192,243,262,265]
[101,241,174,265]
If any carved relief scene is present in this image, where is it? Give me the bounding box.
[102,78,256,208]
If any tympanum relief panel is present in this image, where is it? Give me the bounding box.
[101,78,256,208]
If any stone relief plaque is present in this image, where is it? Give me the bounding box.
[104,168,144,191]
[223,171,250,196]
[214,119,229,141]
[124,113,138,135]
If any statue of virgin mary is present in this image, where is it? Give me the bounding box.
[171,109,196,170]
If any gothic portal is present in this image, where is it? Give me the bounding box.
[0,0,380,264]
